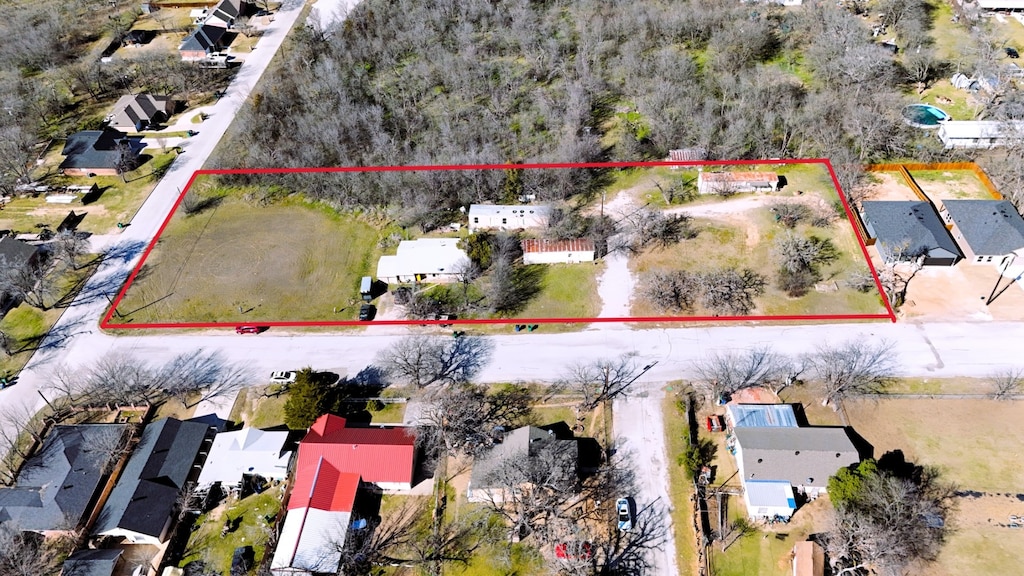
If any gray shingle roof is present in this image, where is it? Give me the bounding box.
[0,424,127,532]
[92,418,210,539]
[470,426,577,490]
[943,199,1024,256]
[61,549,123,576]
[179,25,226,52]
[862,201,961,262]
[59,129,143,171]
[108,94,173,131]
[0,237,40,269]
[735,427,859,489]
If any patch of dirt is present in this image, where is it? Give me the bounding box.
[854,172,922,202]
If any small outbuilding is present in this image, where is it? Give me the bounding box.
[468,204,550,232]
[861,201,962,266]
[520,238,596,264]
[697,171,780,195]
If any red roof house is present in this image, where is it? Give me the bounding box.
[298,415,417,491]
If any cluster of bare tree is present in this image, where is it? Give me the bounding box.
[0,523,72,576]
[641,267,767,316]
[825,455,955,576]
[375,334,494,387]
[772,232,839,297]
[48,349,251,412]
[691,339,896,408]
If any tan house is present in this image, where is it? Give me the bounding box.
[939,200,1024,265]
[106,94,174,132]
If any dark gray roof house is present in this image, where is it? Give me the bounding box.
[59,129,144,174]
[92,418,212,544]
[942,200,1024,262]
[178,25,227,57]
[734,427,859,492]
[467,425,578,503]
[106,94,174,132]
[0,237,41,269]
[861,201,962,266]
[0,424,127,533]
[61,549,124,576]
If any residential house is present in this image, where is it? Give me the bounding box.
[697,171,780,195]
[468,204,551,232]
[271,461,360,576]
[59,129,144,177]
[976,0,1024,10]
[121,30,154,47]
[178,25,228,61]
[205,0,245,28]
[861,201,962,266]
[940,200,1024,265]
[60,549,124,576]
[105,94,174,132]
[520,238,596,264]
[733,426,859,501]
[937,120,1024,149]
[725,403,798,428]
[195,428,292,492]
[467,425,578,504]
[0,424,127,535]
[376,238,471,284]
[92,418,213,544]
[296,414,417,491]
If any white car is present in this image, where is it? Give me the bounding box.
[616,497,635,531]
[269,371,297,384]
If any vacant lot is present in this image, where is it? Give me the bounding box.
[629,164,887,318]
[842,397,1024,576]
[113,193,381,323]
[854,171,923,203]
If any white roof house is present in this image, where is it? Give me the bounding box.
[376,238,470,284]
[742,480,796,521]
[468,204,551,232]
[272,507,350,575]
[976,0,1024,9]
[937,121,1024,149]
[196,428,291,489]
[521,238,596,265]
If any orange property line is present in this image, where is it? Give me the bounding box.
[865,162,1003,200]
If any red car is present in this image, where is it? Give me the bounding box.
[235,325,262,334]
[555,541,592,560]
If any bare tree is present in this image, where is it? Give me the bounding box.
[804,340,896,408]
[621,209,697,252]
[414,383,534,457]
[0,255,54,310]
[640,269,700,313]
[693,346,791,401]
[773,232,839,275]
[376,334,494,387]
[175,481,203,522]
[157,349,251,408]
[0,524,65,576]
[557,354,642,413]
[698,268,766,316]
[80,353,161,406]
[876,240,926,309]
[989,367,1024,400]
[769,202,811,229]
[50,230,89,271]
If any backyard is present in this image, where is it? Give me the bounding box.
[179,487,286,575]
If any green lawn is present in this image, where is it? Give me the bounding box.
[663,392,698,576]
[111,188,382,324]
[180,488,285,574]
[516,262,604,320]
[907,169,998,201]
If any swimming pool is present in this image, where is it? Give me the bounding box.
[902,104,951,128]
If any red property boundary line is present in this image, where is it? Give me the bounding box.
[100,159,897,329]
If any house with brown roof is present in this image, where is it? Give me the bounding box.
[697,171,780,195]
[520,238,596,264]
[105,94,174,132]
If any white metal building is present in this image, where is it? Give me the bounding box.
[521,238,596,264]
[195,428,291,490]
[937,121,1024,149]
[697,171,780,195]
[468,204,551,232]
[376,238,470,284]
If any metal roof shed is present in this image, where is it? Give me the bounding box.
[726,404,798,428]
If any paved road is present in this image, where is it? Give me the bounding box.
[614,387,679,576]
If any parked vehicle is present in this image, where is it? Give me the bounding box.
[358,304,376,321]
[270,371,297,384]
[555,541,593,560]
[616,497,635,531]
[235,325,262,334]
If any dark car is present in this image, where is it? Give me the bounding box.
[235,325,262,334]
[358,304,376,321]
[1007,47,1020,59]
[230,546,255,576]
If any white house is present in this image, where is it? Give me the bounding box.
[468,204,550,232]
[376,238,470,284]
[520,238,596,264]
[697,171,780,195]
[195,428,292,491]
[742,480,796,521]
[937,121,1024,149]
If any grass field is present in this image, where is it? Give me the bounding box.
[629,163,886,318]
[112,192,382,324]
[515,262,604,320]
[663,393,699,576]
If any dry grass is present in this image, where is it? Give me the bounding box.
[909,169,998,201]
